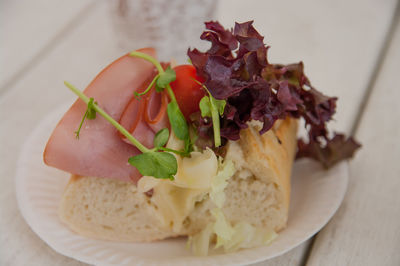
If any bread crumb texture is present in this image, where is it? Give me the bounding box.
[59,117,297,242]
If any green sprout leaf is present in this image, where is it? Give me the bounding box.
[74,97,96,139]
[158,147,187,156]
[65,81,150,153]
[198,92,226,147]
[199,96,211,117]
[167,101,189,141]
[156,66,176,92]
[66,81,180,180]
[200,95,225,117]
[212,97,226,116]
[193,79,226,147]
[87,98,97,119]
[154,128,169,148]
[184,137,194,154]
[128,151,177,180]
[129,52,192,154]
[200,93,226,118]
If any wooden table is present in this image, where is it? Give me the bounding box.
[1,1,399,265]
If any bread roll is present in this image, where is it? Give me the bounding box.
[59,117,298,241]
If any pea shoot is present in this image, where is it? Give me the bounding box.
[65,52,194,180]
[195,81,226,147]
[129,51,192,154]
[74,97,96,139]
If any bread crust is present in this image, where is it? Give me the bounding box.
[59,117,298,241]
[237,117,298,228]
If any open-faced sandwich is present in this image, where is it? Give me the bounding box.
[43,21,360,255]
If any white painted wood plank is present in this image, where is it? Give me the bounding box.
[218,0,397,133]
[0,0,94,92]
[306,20,400,266]
[251,240,310,266]
[218,1,396,265]
[0,2,123,265]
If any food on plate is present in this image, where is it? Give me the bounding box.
[43,21,360,255]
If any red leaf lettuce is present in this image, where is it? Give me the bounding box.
[188,21,360,168]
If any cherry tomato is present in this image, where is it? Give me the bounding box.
[170,65,205,119]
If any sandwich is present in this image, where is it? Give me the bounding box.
[43,21,360,255]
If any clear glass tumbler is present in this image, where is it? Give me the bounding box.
[108,0,218,63]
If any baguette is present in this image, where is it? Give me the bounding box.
[59,117,298,242]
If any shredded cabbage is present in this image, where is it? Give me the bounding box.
[187,157,278,255]
[189,213,277,255]
[211,208,234,248]
[138,133,218,232]
[221,222,277,252]
[210,158,235,208]
[154,132,278,255]
[187,223,214,256]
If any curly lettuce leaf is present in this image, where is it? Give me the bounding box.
[188,21,361,168]
[297,133,361,168]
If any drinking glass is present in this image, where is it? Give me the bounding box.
[108,0,218,63]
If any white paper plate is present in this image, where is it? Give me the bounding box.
[16,105,348,266]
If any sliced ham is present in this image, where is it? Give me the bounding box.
[118,69,170,148]
[141,62,171,134]
[118,72,155,149]
[44,48,159,183]
[143,89,169,133]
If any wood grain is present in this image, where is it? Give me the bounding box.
[306,19,400,266]
[218,0,397,264]
[217,0,397,133]
[0,0,94,94]
[0,2,119,266]
[251,241,311,266]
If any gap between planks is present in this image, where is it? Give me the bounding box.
[0,1,98,98]
[350,0,400,136]
[301,1,400,266]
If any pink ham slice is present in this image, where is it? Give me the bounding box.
[118,73,156,149]
[141,62,171,134]
[44,48,158,183]
[118,69,170,149]
[143,88,169,133]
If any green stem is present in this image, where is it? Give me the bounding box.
[135,74,159,98]
[129,51,177,102]
[193,79,223,147]
[210,102,221,147]
[129,51,164,73]
[158,147,187,156]
[165,84,177,102]
[64,81,150,153]
[74,108,88,139]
